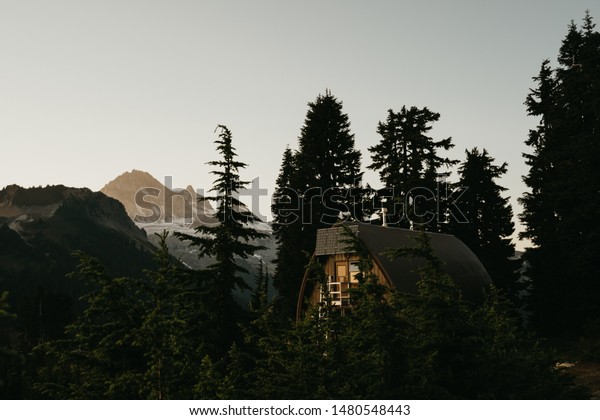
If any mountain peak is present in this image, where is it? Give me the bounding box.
[101,169,214,226]
[100,169,164,193]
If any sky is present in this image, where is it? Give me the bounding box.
[0,0,596,250]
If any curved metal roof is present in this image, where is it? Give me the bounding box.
[314,222,492,302]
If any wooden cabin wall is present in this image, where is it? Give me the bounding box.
[308,253,391,307]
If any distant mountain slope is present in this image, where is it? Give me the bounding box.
[0,184,158,341]
[100,169,215,227]
[0,184,153,256]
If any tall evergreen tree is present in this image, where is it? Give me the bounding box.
[368,106,457,230]
[520,13,600,335]
[271,147,305,316]
[272,91,362,318]
[295,90,363,231]
[449,148,517,296]
[520,59,559,251]
[176,125,266,348]
[249,257,269,313]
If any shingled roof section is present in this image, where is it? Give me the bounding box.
[314,224,358,256]
[315,222,492,302]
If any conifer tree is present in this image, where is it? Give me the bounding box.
[520,60,558,249]
[368,107,457,230]
[249,257,268,312]
[449,148,517,296]
[520,13,600,334]
[272,91,362,318]
[271,147,305,316]
[176,125,266,349]
[295,90,362,241]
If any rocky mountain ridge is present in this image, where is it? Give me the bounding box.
[100,169,216,227]
[0,183,158,342]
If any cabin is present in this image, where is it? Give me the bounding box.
[296,223,492,319]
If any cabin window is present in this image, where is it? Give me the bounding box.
[325,259,360,309]
[349,262,360,282]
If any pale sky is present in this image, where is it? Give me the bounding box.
[0,1,596,250]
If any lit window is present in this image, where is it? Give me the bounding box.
[326,260,360,309]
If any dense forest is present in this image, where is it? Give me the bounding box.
[1,13,600,399]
